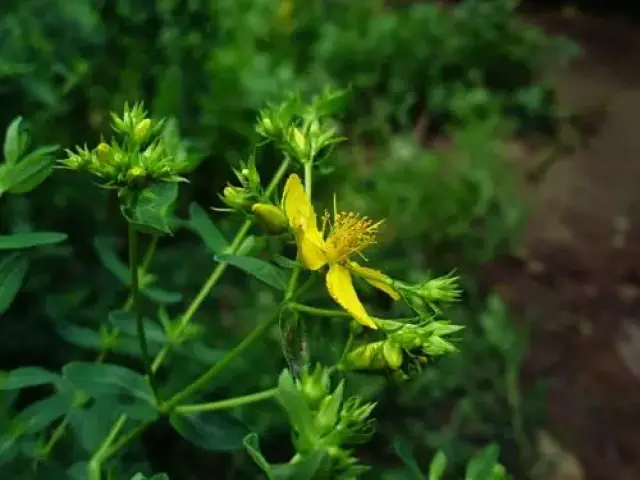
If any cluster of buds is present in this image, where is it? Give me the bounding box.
[256,89,346,164]
[345,319,463,378]
[277,366,376,478]
[60,103,188,189]
[219,153,291,235]
[395,271,462,315]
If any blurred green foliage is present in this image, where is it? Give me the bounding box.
[0,0,578,478]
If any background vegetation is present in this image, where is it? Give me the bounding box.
[0,0,580,478]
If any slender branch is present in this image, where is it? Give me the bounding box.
[129,224,159,402]
[175,387,278,415]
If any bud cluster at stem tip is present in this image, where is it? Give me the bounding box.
[60,102,189,189]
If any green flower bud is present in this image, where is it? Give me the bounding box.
[298,364,331,409]
[126,165,147,183]
[382,341,403,370]
[251,203,289,234]
[221,185,253,210]
[96,142,111,162]
[134,118,152,142]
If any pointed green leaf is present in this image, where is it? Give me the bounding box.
[0,367,59,390]
[62,363,157,420]
[428,451,448,480]
[0,253,29,315]
[94,237,129,284]
[188,203,228,255]
[125,183,179,234]
[465,443,501,480]
[108,310,166,344]
[169,411,251,452]
[55,323,102,350]
[0,146,57,194]
[68,397,123,452]
[0,232,68,250]
[216,255,286,290]
[3,117,26,165]
[13,391,74,434]
[393,439,426,480]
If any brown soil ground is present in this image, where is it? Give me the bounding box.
[484,9,640,480]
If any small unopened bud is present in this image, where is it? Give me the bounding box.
[222,185,252,210]
[382,341,403,370]
[96,142,111,162]
[134,118,152,142]
[126,165,146,182]
[251,203,289,234]
[290,127,308,160]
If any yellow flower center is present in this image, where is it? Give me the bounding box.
[324,210,383,263]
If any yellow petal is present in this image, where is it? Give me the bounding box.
[296,228,328,271]
[326,264,377,329]
[348,262,401,301]
[282,173,317,232]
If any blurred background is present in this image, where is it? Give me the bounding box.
[1,0,639,478]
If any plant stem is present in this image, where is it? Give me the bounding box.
[175,387,278,415]
[160,306,284,411]
[151,156,291,372]
[129,224,160,402]
[289,303,349,317]
[94,157,293,464]
[88,415,128,480]
[304,161,313,198]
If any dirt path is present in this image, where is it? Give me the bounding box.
[487,10,640,480]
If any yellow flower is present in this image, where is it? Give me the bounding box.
[282,174,400,329]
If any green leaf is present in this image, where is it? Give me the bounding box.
[3,117,25,165]
[276,370,315,438]
[188,203,228,255]
[56,323,102,350]
[465,443,501,480]
[169,411,251,452]
[0,232,68,250]
[0,367,59,390]
[244,434,275,479]
[62,363,157,420]
[94,237,129,284]
[68,397,123,452]
[0,146,57,194]
[270,451,329,480]
[13,392,74,434]
[108,310,166,344]
[0,253,28,315]
[94,236,181,303]
[216,255,286,290]
[393,439,426,480]
[125,183,179,234]
[428,450,448,480]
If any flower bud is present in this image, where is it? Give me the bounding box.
[298,364,331,409]
[96,142,111,162]
[126,165,147,183]
[134,118,152,142]
[251,203,289,234]
[221,185,253,210]
[382,341,403,370]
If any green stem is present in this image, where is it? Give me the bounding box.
[160,306,284,411]
[289,303,349,318]
[102,419,153,463]
[88,415,128,480]
[151,156,291,372]
[304,161,313,199]
[129,224,160,402]
[175,387,278,415]
[95,157,293,464]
